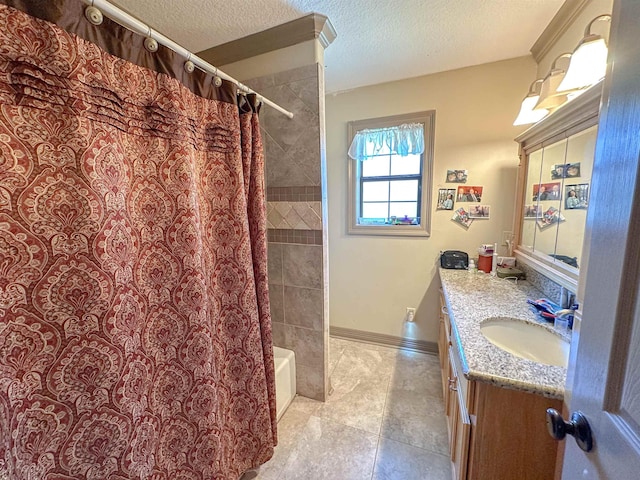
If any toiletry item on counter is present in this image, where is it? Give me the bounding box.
[527,298,562,321]
[478,244,495,255]
[496,267,525,279]
[497,256,516,267]
[477,253,492,273]
[554,315,571,333]
[440,250,469,269]
[490,243,498,276]
[468,259,476,272]
[477,243,498,274]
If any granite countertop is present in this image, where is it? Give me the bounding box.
[439,268,568,399]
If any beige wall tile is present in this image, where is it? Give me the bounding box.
[283,286,323,331]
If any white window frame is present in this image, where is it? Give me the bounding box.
[347,111,435,237]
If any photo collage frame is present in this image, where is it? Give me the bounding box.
[439,169,490,229]
[525,161,589,230]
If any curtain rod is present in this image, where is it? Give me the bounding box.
[82,0,294,119]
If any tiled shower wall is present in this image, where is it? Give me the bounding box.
[245,64,328,400]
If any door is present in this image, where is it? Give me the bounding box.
[562,0,640,477]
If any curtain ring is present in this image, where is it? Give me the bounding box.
[144,26,158,52]
[212,68,222,87]
[184,53,195,73]
[84,5,104,25]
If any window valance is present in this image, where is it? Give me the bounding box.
[348,122,424,161]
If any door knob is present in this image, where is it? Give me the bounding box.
[546,408,593,452]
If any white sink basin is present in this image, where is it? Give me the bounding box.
[480,317,569,367]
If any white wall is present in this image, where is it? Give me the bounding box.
[326,56,536,344]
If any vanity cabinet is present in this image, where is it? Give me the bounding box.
[440,290,471,479]
[438,294,562,480]
[466,381,562,480]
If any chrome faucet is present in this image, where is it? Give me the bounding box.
[560,286,576,310]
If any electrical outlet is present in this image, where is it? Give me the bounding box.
[406,307,416,322]
[501,231,513,246]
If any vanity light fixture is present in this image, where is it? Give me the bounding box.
[513,79,549,126]
[557,14,612,92]
[533,53,575,111]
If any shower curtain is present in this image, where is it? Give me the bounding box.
[0,1,276,479]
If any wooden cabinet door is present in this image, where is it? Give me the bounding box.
[448,346,470,480]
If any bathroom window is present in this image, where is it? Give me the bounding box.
[347,111,434,236]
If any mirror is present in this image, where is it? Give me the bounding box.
[555,126,595,267]
[514,84,601,291]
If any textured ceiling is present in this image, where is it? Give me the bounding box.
[112,0,564,94]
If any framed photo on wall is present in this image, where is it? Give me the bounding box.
[456,186,483,202]
[446,169,467,183]
[452,207,473,228]
[437,188,456,210]
[468,205,490,218]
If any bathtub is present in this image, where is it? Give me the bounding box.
[273,346,296,420]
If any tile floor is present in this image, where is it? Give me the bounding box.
[244,337,451,480]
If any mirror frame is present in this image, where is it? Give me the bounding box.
[513,83,602,292]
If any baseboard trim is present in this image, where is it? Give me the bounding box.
[330,326,437,355]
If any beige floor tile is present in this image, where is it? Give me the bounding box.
[328,337,348,375]
[372,438,451,480]
[316,340,394,434]
[328,354,340,376]
[333,344,396,381]
[251,395,323,479]
[387,373,443,400]
[253,338,451,479]
[384,387,445,419]
[388,353,443,401]
[315,374,388,434]
[280,415,378,480]
[344,339,401,358]
[380,411,449,455]
[286,394,323,416]
[388,350,440,380]
[329,336,352,352]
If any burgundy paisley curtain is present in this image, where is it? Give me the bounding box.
[0,2,276,479]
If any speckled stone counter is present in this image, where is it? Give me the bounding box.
[439,268,568,399]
